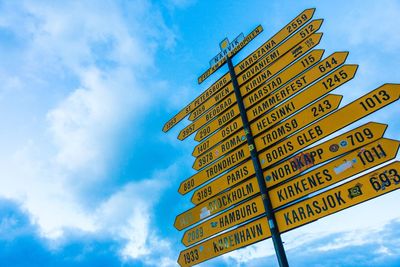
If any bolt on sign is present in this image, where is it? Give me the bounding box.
[162,7,400,267]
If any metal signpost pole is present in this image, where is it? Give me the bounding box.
[226,56,290,267]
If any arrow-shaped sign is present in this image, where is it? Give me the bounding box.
[269,138,400,209]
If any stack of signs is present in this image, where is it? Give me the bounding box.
[162,8,400,267]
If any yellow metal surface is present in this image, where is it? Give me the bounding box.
[276,161,400,232]
[191,161,256,205]
[175,177,260,231]
[192,127,246,158]
[269,138,400,209]
[258,84,400,169]
[246,52,351,122]
[177,217,271,267]
[179,144,251,195]
[192,50,352,150]
[193,93,341,171]
[189,83,235,121]
[190,32,323,123]
[264,122,388,187]
[240,49,325,98]
[247,65,357,127]
[193,33,322,144]
[234,10,317,75]
[182,196,265,246]
[189,92,237,131]
[237,32,322,86]
[192,129,247,169]
[200,48,325,142]
[194,115,243,150]
[178,105,240,141]
[254,94,342,149]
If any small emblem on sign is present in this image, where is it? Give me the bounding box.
[220,38,229,50]
[340,140,348,147]
[200,207,211,219]
[241,135,246,141]
[334,158,357,174]
[292,45,303,57]
[329,144,339,152]
[348,183,363,198]
[265,175,271,181]
[210,221,218,228]
[199,245,204,252]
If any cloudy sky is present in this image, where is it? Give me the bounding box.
[0,0,399,266]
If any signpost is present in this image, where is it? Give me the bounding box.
[177,217,271,267]
[190,32,323,125]
[162,7,399,267]
[247,64,357,123]
[275,161,400,232]
[191,122,387,206]
[192,94,342,170]
[175,177,260,230]
[192,63,357,156]
[181,195,265,246]
[257,84,400,168]
[191,160,256,205]
[264,122,388,187]
[179,144,251,195]
[269,138,400,209]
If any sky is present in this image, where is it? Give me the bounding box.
[0,0,399,266]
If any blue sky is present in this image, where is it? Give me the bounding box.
[0,0,399,266]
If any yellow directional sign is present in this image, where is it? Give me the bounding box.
[194,94,342,171]
[191,160,256,205]
[190,161,400,266]
[177,217,271,267]
[234,9,317,76]
[198,49,324,142]
[243,51,348,111]
[190,32,323,123]
[269,138,400,209]
[175,177,260,231]
[254,94,343,149]
[194,123,386,208]
[257,84,400,169]
[264,122,388,188]
[198,25,263,84]
[276,161,400,232]
[247,64,357,125]
[192,58,353,153]
[178,105,240,141]
[163,72,231,132]
[237,32,322,86]
[192,129,247,169]
[193,128,246,158]
[186,48,325,142]
[189,92,238,131]
[194,115,243,150]
[188,83,235,121]
[240,48,324,98]
[246,52,351,122]
[182,196,265,247]
[179,144,251,195]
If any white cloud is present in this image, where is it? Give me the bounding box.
[0,0,179,265]
[93,166,177,263]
